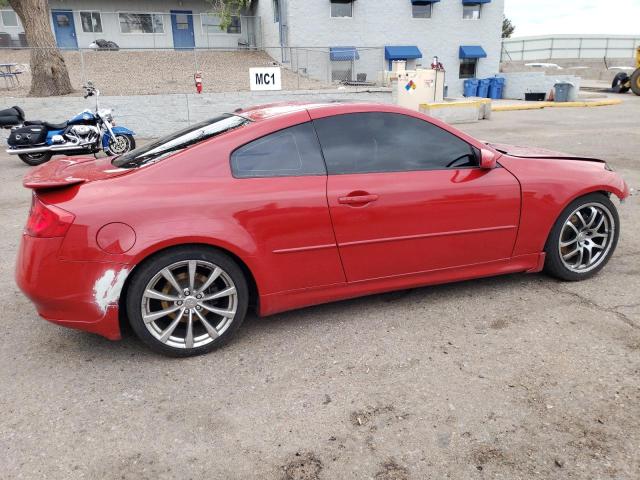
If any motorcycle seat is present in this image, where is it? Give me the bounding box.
[24,120,68,130]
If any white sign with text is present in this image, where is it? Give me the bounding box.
[249,67,282,91]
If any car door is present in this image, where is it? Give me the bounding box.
[229,120,346,293]
[312,111,521,283]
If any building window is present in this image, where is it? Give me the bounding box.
[463,4,481,19]
[459,58,477,79]
[331,62,353,82]
[331,1,353,18]
[1,10,18,27]
[202,14,241,34]
[273,0,280,22]
[412,2,432,18]
[119,13,164,34]
[80,12,102,33]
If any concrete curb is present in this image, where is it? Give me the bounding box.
[492,98,622,112]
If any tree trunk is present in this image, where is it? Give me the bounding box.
[9,0,73,97]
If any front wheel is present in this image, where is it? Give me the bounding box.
[630,69,640,96]
[544,193,620,281]
[105,133,135,156]
[126,247,249,357]
[18,152,53,166]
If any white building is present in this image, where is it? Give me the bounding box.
[0,0,504,95]
[254,0,504,95]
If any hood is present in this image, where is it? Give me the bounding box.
[488,142,607,165]
[23,156,131,190]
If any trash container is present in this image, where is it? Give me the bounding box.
[463,79,479,97]
[554,82,574,102]
[477,79,492,98]
[489,77,505,100]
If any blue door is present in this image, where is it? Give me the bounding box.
[51,10,78,49]
[171,10,195,50]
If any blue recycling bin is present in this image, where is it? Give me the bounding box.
[489,77,505,99]
[463,79,479,97]
[477,79,492,98]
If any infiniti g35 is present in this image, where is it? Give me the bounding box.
[16,103,629,356]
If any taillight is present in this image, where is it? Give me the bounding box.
[25,194,75,238]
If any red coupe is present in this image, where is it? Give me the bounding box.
[16,103,629,356]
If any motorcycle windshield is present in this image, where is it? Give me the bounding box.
[112,114,250,169]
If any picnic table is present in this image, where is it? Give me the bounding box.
[0,63,20,90]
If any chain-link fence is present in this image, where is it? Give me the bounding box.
[0,45,387,96]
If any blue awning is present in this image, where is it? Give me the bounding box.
[412,0,441,4]
[330,47,359,61]
[459,45,487,59]
[462,0,492,4]
[384,45,423,61]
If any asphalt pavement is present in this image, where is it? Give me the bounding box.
[1,94,638,480]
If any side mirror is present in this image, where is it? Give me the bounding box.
[479,148,497,169]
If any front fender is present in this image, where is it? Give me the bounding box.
[102,126,135,148]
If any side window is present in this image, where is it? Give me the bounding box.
[231,122,326,178]
[313,112,477,174]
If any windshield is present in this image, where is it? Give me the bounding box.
[113,114,250,168]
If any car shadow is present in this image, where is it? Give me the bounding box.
[42,271,550,361]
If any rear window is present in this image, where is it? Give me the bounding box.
[113,114,250,168]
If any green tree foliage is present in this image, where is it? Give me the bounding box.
[207,0,253,29]
[502,16,515,39]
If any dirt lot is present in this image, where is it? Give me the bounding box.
[0,49,328,97]
[1,95,639,479]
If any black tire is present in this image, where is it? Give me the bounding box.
[18,152,53,166]
[611,72,630,93]
[630,69,640,96]
[105,133,135,156]
[544,193,620,282]
[126,246,249,357]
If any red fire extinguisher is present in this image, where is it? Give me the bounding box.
[194,71,203,94]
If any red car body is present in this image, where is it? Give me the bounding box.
[16,102,629,341]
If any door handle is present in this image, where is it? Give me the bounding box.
[338,194,379,205]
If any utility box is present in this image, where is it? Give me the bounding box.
[395,69,446,111]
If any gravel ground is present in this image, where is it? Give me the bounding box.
[0,94,639,479]
[0,49,329,97]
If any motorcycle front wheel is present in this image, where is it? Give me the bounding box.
[18,152,53,166]
[105,134,135,156]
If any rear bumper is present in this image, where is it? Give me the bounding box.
[15,234,129,340]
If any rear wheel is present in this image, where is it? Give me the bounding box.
[630,69,640,96]
[18,152,52,166]
[544,193,619,281]
[611,72,630,93]
[126,247,249,357]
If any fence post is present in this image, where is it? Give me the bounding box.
[296,48,300,89]
[79,48,87,85]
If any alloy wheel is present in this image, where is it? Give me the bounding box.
[558,202,615,273]
[109,134,132,155]
[141,260,238,349]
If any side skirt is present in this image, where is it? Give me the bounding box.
[258,253,544,316]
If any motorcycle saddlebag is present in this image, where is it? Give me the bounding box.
[8,125,47,147]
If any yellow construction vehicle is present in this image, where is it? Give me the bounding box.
[611,46,640,95]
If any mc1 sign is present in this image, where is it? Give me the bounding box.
[250,67,282,91]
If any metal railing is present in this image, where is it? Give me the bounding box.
[502,35,640,62]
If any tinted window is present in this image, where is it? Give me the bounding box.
[231,122,326,178]
[313,112,477,174]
